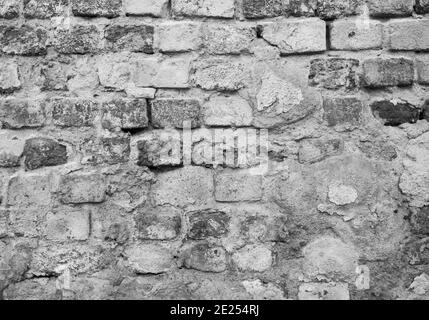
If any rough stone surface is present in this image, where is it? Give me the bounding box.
[59,172,106,204]
[363,58,414,88]
[368,0,414,18]
[151,99,201,129]
[389,20,429,51]
[23,138,67,170]
[370,100,420,126]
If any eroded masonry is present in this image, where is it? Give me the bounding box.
[1,0,429,300]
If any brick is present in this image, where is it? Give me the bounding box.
[0,61,21,93]
[362,58,414,88]
[318,0,361,20]
[132,130,182,167]
[0,0,19,18]
[53,25,100,54]
[323,97,363,128]
[7,174,54,208]
[203,95,253,127]
[0,99,45,129]
[51,98,98,127]
[370,100,420,126]
[45,209,90,241]
[410,207,429,235]
[0,25,48,55]
[181,243,227,272]
[72,0,122,18]
[194,59,249,91]
[23,138,67,171]
[105,24,154,53]
[41,61,68,91]
[232,244,273,272]
[202,24,255,55]
[0,131,27,168]
[368,0,413,17]
[416,0,429,13]
[215,172,262,202]
[298,282,350,300]
[172,0,235,18]
[125,86,156,99]
[151,99,201,129]
[157,22,201,53]
[81,136,130,165]
[59,172,106,204]
[7,208,47,238]
[260,18,326,54]
[135,206,181,240]
[188,209,230,240]
[151,166,214,208]
[125,244,173,274]
[24,0,68,19]
[242,0,285,18]
[124,0,168,17]
[330,19,383,51]
[309,58,359,90]
[417,57,429,85]
[101,99,148,130]
[389,20,429,52]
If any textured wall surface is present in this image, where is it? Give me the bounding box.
[0,0,429,300]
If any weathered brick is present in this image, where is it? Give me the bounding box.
[53,25,100,54]
[105,24,154,53]
[132,130,182,167]
[157,22,202,53]
[135,206,181,240]
[389,20,429,52]
[242,0,285,18]
[24,0,68,19]
[370,100,420,126]
[202,24,255,55]
[0,61,21,93]
[181,242,227,272]
[51,98,98,127]
[410,207,429,235]
[81,135,130,165]
[368,0,413,17]
[7,174,54,208]
[72,0,122,18]
[330,19,383,51]
[215,172,262,202]
[45,209,90,241]
[323,97,363,128]
[416,0,429,13]
[417,57,429,85]
[362,58,414,88]
[151,166,214,208]
[151,99,201,129]
[309,58,359,90]
[172,0,235,18]
[194,59,249,91]
[0,25,48,55]
[101,99,148,130]
[298,282,350,300]
[59,172,106,204]
[0,99,45,129]
[125,244,174,274]
[260,18,326,54]
[41,61,68,91]
[188,209,230,240]
[23,138,67,171]
[7,209,46,238]
[203,95,253,127]
[0,131,27,168]
[232,244,273,272]
[124,0,168,17]
[317,0,361,20]
[0,0,19,19]
[3,278,59,300]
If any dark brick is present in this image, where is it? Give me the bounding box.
[53,25,100,54]
[0,25,48,56]
[242,0,286,18]
[181,242,227,273]
[0,99,45,129]
[317,0,361,20]
[0,0,20,19]
[135,207,181,240]
[370,100,420,126]
[24,0,68,19]
[188,209,230,240]
[72,0,122,18]
[323,97,363,127]
[151,99,201,129]
[422,100,429,121]
[416,0,429,13]
[23,138,67,170]
[51,98,98,127]
[102,99,148,130]
[410,207,429,235]
[105,24,154,53]
[309,58,359,90]
[368,0,413,18]
[362,58,414,88]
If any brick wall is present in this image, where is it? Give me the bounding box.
[0,0,429,300]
